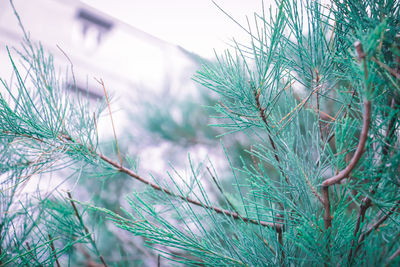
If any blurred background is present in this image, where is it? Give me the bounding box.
[0,0,267,174]
[0,0,271,265]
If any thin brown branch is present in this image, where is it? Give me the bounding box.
[57,45,77,89]
[322,186,332,229]
[218,101,258,121]
[383,98,398,157]
[24,241,36,264]
[387,247,400,266]
[323,42,372,264]
[25,242,31,251]
[303,170,324,204]
[253,85,271,130]
[293,91,335,122]
[67,191,89,234]
[347,197,372,262]
[252,84,289,185]
[357,201,400,246]
[275,83,323,135]
[5,128,283,232]
[67,192,109,267]
[99,153,283,231]
[322,190,332,267]
[206,166,239,214]
[250,146,261,173]
[255,233,276,255]
[48,234,61,267]
[314,68,324,142]
[371,56,400,80]
[80,245,104,267]
[278,229,285,266]
[353,201,400,260]
[322,100,371,187]
[323,42,372,187]
[348,97,398,263]
[321,185,332,266]
[95,78,123,166]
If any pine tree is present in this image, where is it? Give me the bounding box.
[1,0,399,266]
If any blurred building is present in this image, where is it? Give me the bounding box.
[0,0,219,176]
[0,0,204,131]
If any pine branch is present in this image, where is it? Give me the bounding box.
[347,97,398,262]
[314,68,324,142]
[321,40,373,266]
[95,78,123,166]
[251,83,288,263]
[67,192,109,267]
[252,84,282,165]
[387,247,400,266]
[48,234,61,267]
[371,57,400,80]
[99,153,283,231]
[353,200,400,260]
[321,186,332,230]
[252,83,289,189]
[2,1,399,265]
[322,42,372,187]
[206,166,240,214]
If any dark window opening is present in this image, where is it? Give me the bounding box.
[76,9,113,32]
[75,9,114,45]
[66,83,103,100]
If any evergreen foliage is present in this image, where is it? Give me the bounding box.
[1,0,399,266]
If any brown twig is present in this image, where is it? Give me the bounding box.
[95,78,123,166]
[322,42,372,187]
[277,229,285,265]
[387,247,400,266]
[314,68,325,142]
[6,128,284,232]
[354,200,400,257]
[57,45,77,89]
[348,98,398,263]
[321,42,371,264]
[249,146,262,174]
[322,186,332,230]
[293,91,335,122]
[255,233,276,255]
[80,245,104,267]
[251,82,290,223]
[252,83,289,185]
[321,185,332,266]
[218,101,258,121]
[347,196,372,262]
[302,169,324,204]
[383,98,397,157]
[206,166,239,214]
[48,234,61,267]
[322,100,371,187]
[67,192,109,267]
[362,202,400,238]
[275,83,323,135]
[24,241,36,264]
[371,56,400,80]
[99,153,283,231]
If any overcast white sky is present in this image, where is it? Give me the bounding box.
[81,0,273,59]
